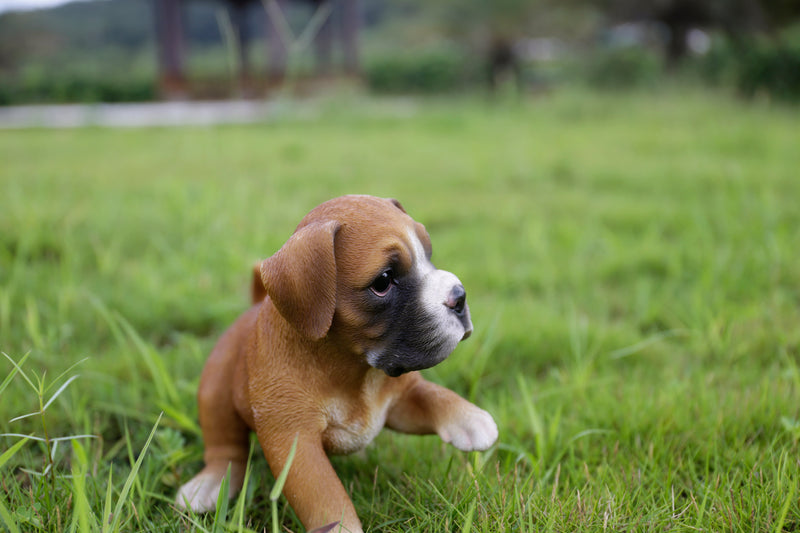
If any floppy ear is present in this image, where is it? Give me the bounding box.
[260,220,341,340]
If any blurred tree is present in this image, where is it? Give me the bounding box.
[423,0,601,89]
[0,13,58,73]
[586,0,800,66]
[430,0,543,91]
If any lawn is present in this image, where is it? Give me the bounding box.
[1,89,799,532]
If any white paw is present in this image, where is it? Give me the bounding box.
[175,472,224,513]
[437,404,498,452]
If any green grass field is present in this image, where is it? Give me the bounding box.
[1,90,799,532]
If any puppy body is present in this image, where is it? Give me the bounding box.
[176,196,497,532]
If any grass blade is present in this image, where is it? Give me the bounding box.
[462,499,476,533]
[517,375,545,475]
[233,440,256,531]
[156,402,200,436]
[212,464,231,533]
[24,296,44,350]
[47,357,89,395]
[102,465,114,533]
[70,439,97,532]
[2,433,95,443]
[0,288,12,340]
[0,499,20,533]
[0,351,30,396]
[1,351,35,392]
[1,433,46,442]
[0,436,28,533]
[270,435,298,501]
[115,315,178,404]
[49,435,98,443]
[270,435,298,533]
[9,411,40,423]
[103,412,163,533]
[85,297,148,399]
[0,435,29,471]
[773,450,797,533]
[42,374,79,412]
[608,329,684,360]
[773,480,796,533]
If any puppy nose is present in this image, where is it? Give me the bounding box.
[445,284,467,316]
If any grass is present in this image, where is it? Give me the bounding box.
[1,88,799,531]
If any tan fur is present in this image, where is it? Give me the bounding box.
[176,196,497,533]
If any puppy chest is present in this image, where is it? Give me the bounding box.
[321,371,393,455]
[322,398,390,455]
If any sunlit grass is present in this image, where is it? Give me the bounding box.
[1,89,799,531]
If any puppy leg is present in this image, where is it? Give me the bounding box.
[175,427,249,512]
[386,374,498,452]
[176,350,250,511]
[258,430,363,533]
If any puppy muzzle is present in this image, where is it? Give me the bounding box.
[445,284,472,340]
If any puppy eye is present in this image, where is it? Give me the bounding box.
[370,269,395,296]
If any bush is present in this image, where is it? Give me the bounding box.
[698,37,739,87]
[0,73,156,106]
[700,27,800,102]
[581,46,662,89]
[736,39,800,102]
[365,48,474,94]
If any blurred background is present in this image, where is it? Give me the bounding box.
[1,0,799,106]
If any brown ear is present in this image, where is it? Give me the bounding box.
[251,263,268,304]
[389,198,407,213]
[260,220,341,340]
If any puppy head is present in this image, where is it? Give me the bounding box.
[260,195,472,376]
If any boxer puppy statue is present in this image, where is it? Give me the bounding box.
[176,195,498,532]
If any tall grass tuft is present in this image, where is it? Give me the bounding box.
[1,352,96,530]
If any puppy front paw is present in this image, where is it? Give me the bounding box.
[175,471,224,512]
[176,461,245,513]
[437,404,498,452]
